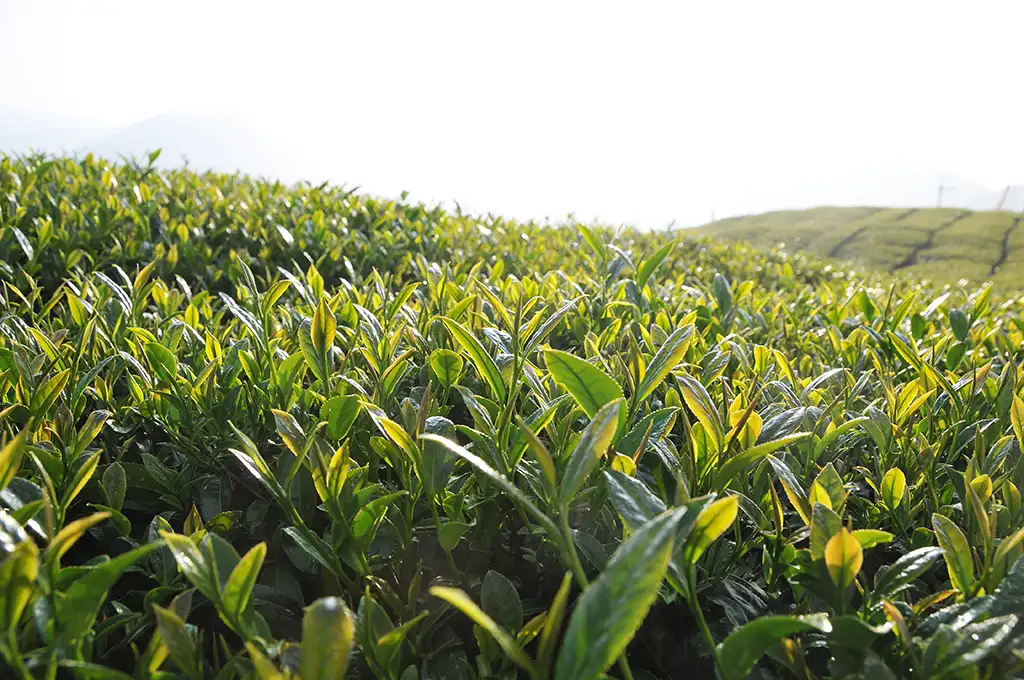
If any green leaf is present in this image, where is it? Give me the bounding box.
[272,409,308,458]
[825,529,863,589]
[475,279,514,331]
[881,468,907,510]
[429,349,464,389]
[420,416,457,499]
[716,432,811,490]
[873,547,945,600]
[555,508,685,680]
[809,502,843,561]
[677,374,725,450]
[57,542,162,644]
[0,429,29,492]
[481,570,523,633]
[437,521,473,551]
[558,398,623,508]
[852,529,894,551]
[302,597,355,680]
[543,348,624,420]
[827,615,892,651]
[717,614,832,680]
[603,469,667,528]
[160,531,220,602]
[441,317,506,403]
[46,511,110,562]
[431,587,536,675]
[518,415,557,496]
[538,572,573,670]
[154,604,200,679]
[419,433,559,539]
[683,495,738,565]
[320,395,361,441]
[144,342,179,385]
[221,542,266,626]
[58,662,137,680]
[603,470,713,591]
[813,416,868,457]
[101,462,126,512]
[0,540,38,634]
[1011,394,1024,453]
[311,298,336,356]
[369,410,421,471]
[30,368,70,417]
[712,273,732,312]
[352,492,407,542]
[284,526,338,577]
[948,308,969,341]
[932,513,975,594]
[524,296,584,356]
[767,455,812,525]
[635,326,693,404]
[62,450,101,510]
[814,462,846,511]
[635,241,675,288]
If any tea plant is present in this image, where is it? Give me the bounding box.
[1,152,1023,679]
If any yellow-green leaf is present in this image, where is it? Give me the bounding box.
[932,512,975,594]
[683,495,738,564]
[825,528,863,589]
[635,326,693,404]
[558,399,622,507]
[441,317,506,403]
[1012,394,1024,452]
[310,298,336,356]
[677,374,725,451]
[221,542,266,624]
[61,450,101,510]
[46,512,110,562]
[431,587,535,675]
[0,540,38,633]
[881,468,907,510]
[0,429,29,491]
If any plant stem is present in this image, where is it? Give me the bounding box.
[430,501,459,574]
[687,564,722,672]
[559,513,635,680]
[2,637,35,680]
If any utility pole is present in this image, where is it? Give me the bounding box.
[937,182,954,208]
[996,182,1013,211]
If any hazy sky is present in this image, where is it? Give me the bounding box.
[2,1,1023,225]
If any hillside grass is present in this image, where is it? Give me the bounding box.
[697,206,1024,289]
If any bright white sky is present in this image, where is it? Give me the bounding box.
[2,1,1023,225]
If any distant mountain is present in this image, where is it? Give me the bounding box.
[80,113,329,182]
[0,109,115,154]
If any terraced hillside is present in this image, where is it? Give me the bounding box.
[698,206,1024,289]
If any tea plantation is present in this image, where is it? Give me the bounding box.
[1,153,1023,680]
[699,206,1024,290]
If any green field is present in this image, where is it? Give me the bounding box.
[697,206,1024,289]
[2,154,1024,680]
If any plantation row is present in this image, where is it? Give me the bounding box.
[701,206,1024,290]
[1,153,1023,679]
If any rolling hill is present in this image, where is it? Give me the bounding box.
[696,206,1024,289]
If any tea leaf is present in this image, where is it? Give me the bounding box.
[555,508,686,680]
[544,348,623,419]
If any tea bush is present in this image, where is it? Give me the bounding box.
[1,152,1023,679]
